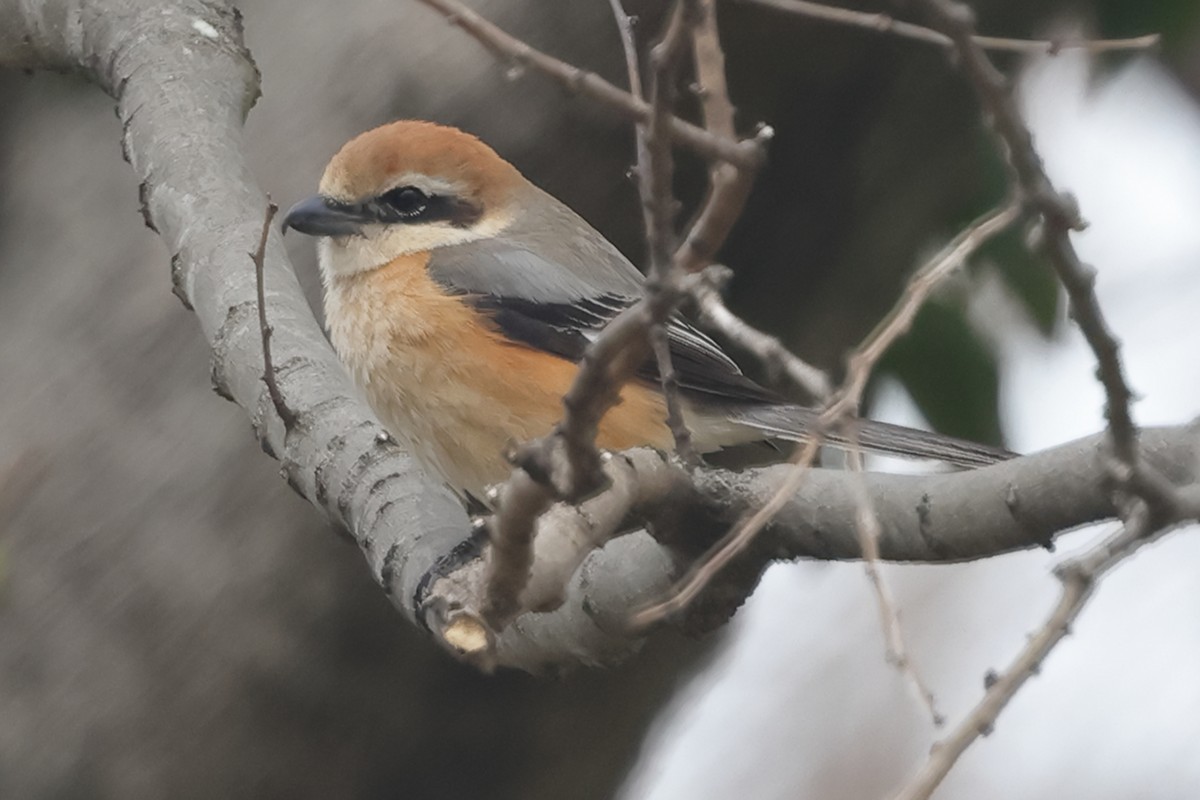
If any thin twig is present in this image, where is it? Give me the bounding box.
[890,502,1178,800]
[482,469,553,626]
[829,200,1010,717]
[631,435,822,627]
[822,202,1026,720]
[610,0,699,463]
[608,0,643,103]
[688,265,831,400]
[640,3,702,462]
[412,0,760,169]
[251,200,298,432]
[739,0,1160,54]
[481,299,656,626]
[876,5,1179,788]
[674,124,772,273]
[642,1,688,277]
[633,200,1020,628]
[482,297,663,628]
[486,5,699,623]
[830,199,1022,420]
[678,0,771,278]
[846,447,944,727]
[652,324,699,464]
[691,0,736,140]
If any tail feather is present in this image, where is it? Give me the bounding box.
[729,404,1015,468]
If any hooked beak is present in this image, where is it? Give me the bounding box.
[281,195,373,237]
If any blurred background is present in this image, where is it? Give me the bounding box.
[1,1,1197,797]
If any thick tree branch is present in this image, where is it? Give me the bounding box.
[740,427,1196,564]
[436,424,1200,665]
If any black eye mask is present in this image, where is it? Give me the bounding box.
[367,186,482,228]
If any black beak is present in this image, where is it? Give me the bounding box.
[281,195,373,237]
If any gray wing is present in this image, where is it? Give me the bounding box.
[424,188,778,404]
[427,186,645,302]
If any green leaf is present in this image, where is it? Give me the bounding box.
[875,302,1005,446]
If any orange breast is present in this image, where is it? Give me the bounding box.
[325,253,670,496]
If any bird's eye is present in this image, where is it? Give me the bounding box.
[380,186,429,218]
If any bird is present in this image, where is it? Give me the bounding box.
[282,120,1011,501]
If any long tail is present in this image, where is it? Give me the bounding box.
[728,404,1016,468]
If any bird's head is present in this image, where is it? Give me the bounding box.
[283,120,526,280]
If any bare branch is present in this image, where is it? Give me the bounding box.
[846,447,944,728]
[608,0,644,103]
[814,202,1024,720]
[907,0,1169,523]
[676,0,772,279]
[641,1,689,277]
[674,124,773,273]
[640,3,700,462]
[608,0,695,463]
[433,449,683,664]
[476,299,656,634]
[482,469,554,628]
[740,0,1160,54]
[435,424,1200,665]
[412,0,761,169]
[891,497,1189,800]
[724,426,1197,563]
[868,5,1191,786]
[818,200,1013,724]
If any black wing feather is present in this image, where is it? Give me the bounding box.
[467,293,780,405]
